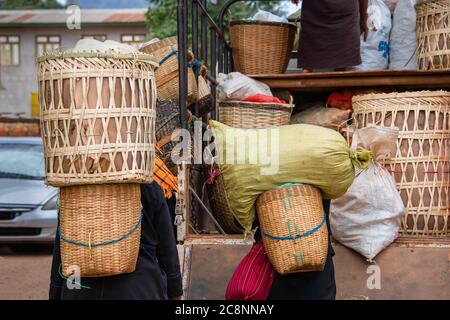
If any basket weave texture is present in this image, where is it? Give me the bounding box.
[256,184,329,275]
[206,167,244,234]
[353,91,450,237]
[59,183,142,277]
[416,0,450,70]
[155,99,192,175]
[230,20,297,75]
[140,36,198,103]
[218,100,293,129]
[38,52,157,187]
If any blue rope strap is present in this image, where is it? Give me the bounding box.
[159,47,178,66]
[59,211,143,247]
[159,47,201,75]
[261,212,327,241]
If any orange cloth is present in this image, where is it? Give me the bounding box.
[153,156,179,199]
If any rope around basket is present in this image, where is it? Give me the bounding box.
[261,212,327,241]
[59,210,143,248]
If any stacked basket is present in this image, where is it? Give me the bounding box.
[416,0,450,70]
[230,20,297,75]
[38,50,158,277]
[140,36,213,114]
[256,184,329,274]
[353,91,450,237]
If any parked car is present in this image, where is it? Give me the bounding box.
[0,137,58,243]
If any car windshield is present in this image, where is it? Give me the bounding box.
[0,143,45,180]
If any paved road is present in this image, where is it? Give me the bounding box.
[0,244,53,300]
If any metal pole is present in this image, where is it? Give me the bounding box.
[200,0,208,66]
[210,27,217,120]
[177,0,188,130]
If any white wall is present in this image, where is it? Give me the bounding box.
[0,25,147,116]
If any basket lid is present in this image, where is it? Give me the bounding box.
[230,20,297,30]
[416,0,446,5]
[352,90,450,103]
[37,50,159,67]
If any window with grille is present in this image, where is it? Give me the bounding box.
[82,35,107,42]
[0,35,20,66]
[121,34,146,49]
[36,35,61,57]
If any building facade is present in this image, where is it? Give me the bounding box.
[0,9,149,117]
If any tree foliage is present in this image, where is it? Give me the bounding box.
[0,0,64,9]
[146,0,286,40]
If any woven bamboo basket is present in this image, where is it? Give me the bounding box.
[59,184,142,277]
[218,98,294,128]
[207,98,293,234]
[416,0,450,70]
[155,99,192,175]
[37,51,158,187]
[140,37,198,104]
[256,184,329,275]
[353,91,450,237]
[205,166,244,234]
[230,20,297,75]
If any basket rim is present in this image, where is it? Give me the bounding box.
[352,90,450,102]
[230,20,297,30]
[416,0,448,6]
[219,100,294,110]
[37,51,159,67]
[140,36,178,54]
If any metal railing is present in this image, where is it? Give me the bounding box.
[177,0,233,126]
[176,0,295,236]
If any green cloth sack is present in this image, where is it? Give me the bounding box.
[209,120,372,235]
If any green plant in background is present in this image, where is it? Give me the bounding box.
[0,0,64,9]
[146,0,286,40]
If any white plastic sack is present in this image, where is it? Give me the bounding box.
[384,0,400,12]
[330,126,404,260]
[290,104,351,131]
[71,39,139,54]
[253,10,288,23]
[389,0,417,70]
[353,0,392,71]
[217,72,272,101]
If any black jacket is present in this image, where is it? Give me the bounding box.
[49,182,183,300]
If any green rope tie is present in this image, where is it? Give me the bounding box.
[350,149,374,169]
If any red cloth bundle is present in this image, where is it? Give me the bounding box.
[243,94,286,104]
[226,241,275,300]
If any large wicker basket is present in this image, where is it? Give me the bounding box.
[37,52,158,187]
[206,98,293,234]
[59,184,142,277]
[140,37,198,104]
[256,184,329,275]
[353,91,450,237]
[230,20,297,75]
[416,0,450,70]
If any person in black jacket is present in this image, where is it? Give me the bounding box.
[49,182,183,300]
